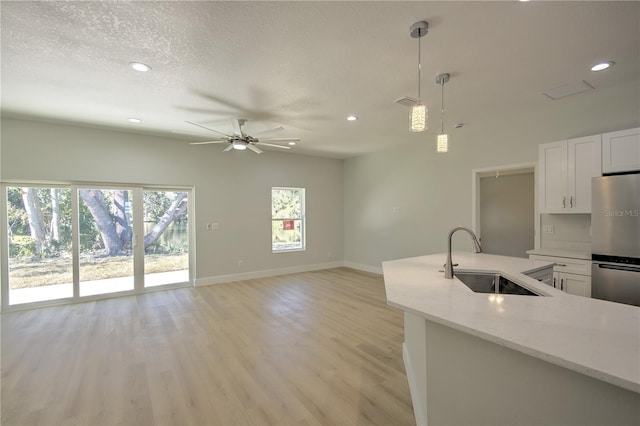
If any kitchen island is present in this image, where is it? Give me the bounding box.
[383,252,639,426]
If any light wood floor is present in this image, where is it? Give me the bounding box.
[1,268,415,426]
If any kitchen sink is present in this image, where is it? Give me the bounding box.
[454,271,541,296]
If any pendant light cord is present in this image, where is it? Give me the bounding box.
[417,30,421,100]
[440,79,445,133]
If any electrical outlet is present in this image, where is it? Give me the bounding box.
[542,224,554,234]
[237,259,243,267]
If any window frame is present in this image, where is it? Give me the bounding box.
[271,187,306,253]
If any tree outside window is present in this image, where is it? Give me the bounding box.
[272,187,305,252]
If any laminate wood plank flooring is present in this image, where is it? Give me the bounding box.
[1,268,415,426]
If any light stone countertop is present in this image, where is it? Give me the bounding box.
[382,252,640,393]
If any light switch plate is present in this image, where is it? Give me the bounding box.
[542,224,554,234]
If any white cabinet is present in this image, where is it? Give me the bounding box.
[553,272,591,298]
[539,135,602,213]
[529,254,591,298]
[602,127,640,174]
[525,266,553,287]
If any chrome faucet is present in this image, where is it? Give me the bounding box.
[444,227,482,279]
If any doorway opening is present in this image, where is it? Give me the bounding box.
[472,163,538,258]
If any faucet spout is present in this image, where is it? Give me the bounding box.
[444,227,482,279]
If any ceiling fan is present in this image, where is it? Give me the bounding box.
[187,118,300,154]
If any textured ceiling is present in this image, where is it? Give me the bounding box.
[1,1,639,158]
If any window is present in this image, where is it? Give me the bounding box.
[272,187,305,252]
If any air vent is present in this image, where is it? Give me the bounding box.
[543,80,594,100]
[394,96,419,107]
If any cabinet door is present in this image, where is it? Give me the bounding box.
[602,127,640,174]
[567,135,601,213]
[560,273,591,298]
[552,271,560,289]
[539,141,568,213]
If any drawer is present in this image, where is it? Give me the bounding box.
[529,255,591,276]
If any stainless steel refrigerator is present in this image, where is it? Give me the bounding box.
[591,173,640,306]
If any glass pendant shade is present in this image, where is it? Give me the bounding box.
[410,103,427,132]
[437,133,448,152]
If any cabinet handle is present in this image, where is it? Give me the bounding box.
[562,196,566,208]
[560,278,565,291]
[553,277,557,288]
[570,196,573,208]
[555,263,567,267]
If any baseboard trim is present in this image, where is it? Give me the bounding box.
[195,261,345,286]
[404,342,428,426]
[343,261,383,275]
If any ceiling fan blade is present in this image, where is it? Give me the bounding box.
[231,118,244,136]
[223,144,234,152]
[247,144,263,154]
[253,125,284,136]
[186,121,232,138]
[189,140,228,145]
[258,137,301,142]
[175,106,235,115]
[255,142,291,149]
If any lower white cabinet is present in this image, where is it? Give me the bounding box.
[529,254,591,298]
[526,267,553,286]
[553,271,591,297]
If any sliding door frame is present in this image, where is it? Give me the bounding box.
[1,181,194,312]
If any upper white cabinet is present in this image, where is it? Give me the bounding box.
[539,135,602,213]
[602,127,640,174]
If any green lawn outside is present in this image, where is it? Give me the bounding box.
[8,254,188,289]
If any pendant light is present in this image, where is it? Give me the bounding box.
[436,73,450,152]
[409,21,429,132]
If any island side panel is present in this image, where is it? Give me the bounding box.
[410,317,640,426]
[403,312,428,426]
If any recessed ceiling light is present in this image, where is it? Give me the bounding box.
[288,141,296,146]
[129,62,151,72]
[128,118,141,123]
[519,0,530,2]
[347,115,358,121]
[590,61,615,71]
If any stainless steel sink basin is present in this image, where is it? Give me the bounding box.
[454,272,541,296]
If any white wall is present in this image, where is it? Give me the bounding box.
[0,117,344,283]
[344,81,640,270]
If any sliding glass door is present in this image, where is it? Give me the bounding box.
[143,190,189,288]
[5,186,73,305]
[78,188,135,297]
[2,183,192,310]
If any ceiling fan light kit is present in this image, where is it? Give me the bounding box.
[409,21,429,132]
